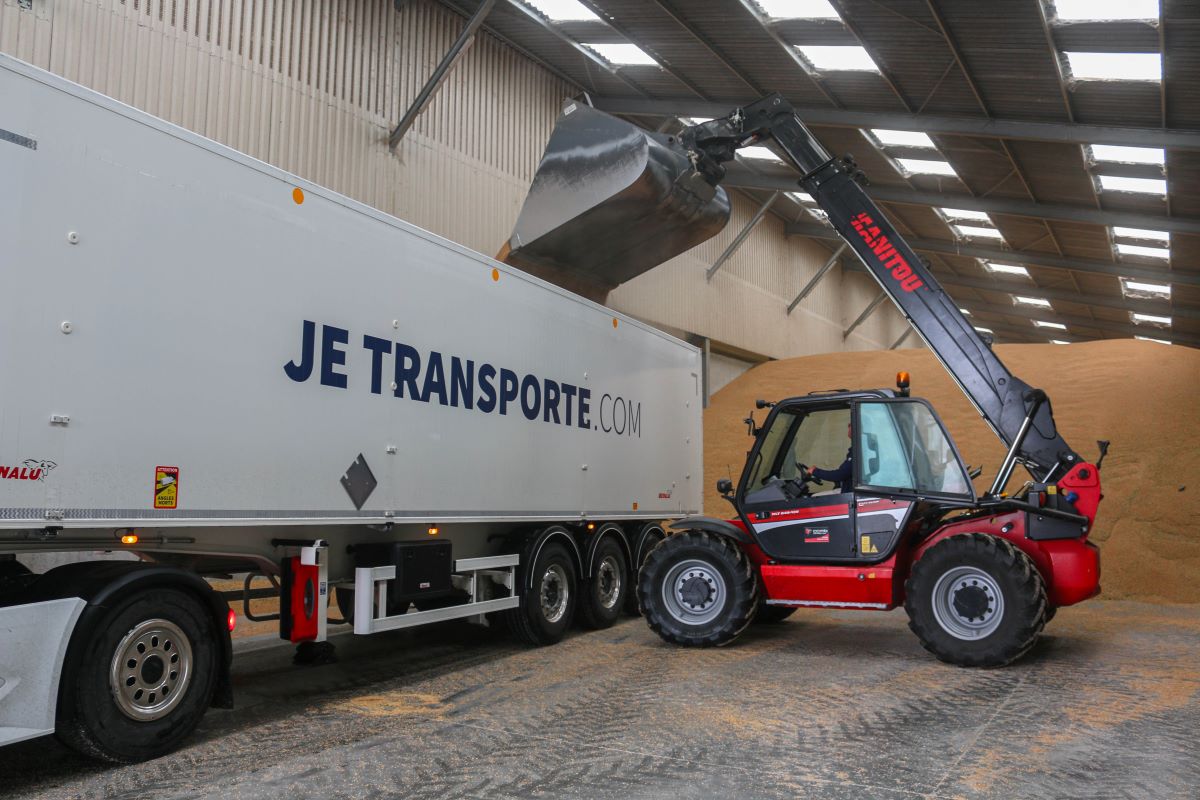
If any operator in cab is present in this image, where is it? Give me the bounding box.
[802,423,853,493]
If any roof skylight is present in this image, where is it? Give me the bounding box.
[756,0,841,19]
[1131,312,1172,326]
[1064,52,1161,82]
[1033,320,1068,330]
[789,191,815,203]
[1089,144,1165,165]
[1113,226,1170,243]
[898,158,958,177]
[1015,296,1052,308]
[1052,0,1159,22]
[1121,278,1171,298]
[973,326,994,334]
[984,262,1031,278]
[583,42,658,66]
[941,207,990,222]
[954,224,1004,241]
[738,145,782,161]
[796,45,880,72]
[959,308,972,316]
[1116,243,1170,260]
[1050,340,1072,345]
[524,0,599,22]
[1135,335,1172,344]
[871,129,936,149]
[1097,175,1168,194]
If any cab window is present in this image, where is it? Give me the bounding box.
[743,406,850,500]
[857,401,971,498]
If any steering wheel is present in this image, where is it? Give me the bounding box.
[795,462,825,486]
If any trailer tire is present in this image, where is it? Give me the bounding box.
[578,537,628,630]
[624,524,665,616]
[56,588,218,763]
[638,531,758,647]
[905,533,1047,667]
[508,541,577,646]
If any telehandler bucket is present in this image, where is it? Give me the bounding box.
[501,101,731,303]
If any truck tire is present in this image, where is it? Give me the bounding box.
[754,603,797,624]
[578,537,628,630]
[905,533,1047,667]
[507,541,577,646]
[638,531,758,647]
[624,523,664,616]
[56,588,219,763]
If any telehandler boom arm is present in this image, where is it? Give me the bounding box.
[679,95,1081,482]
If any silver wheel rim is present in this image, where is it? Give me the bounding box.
[540,563,569,624]
[109,618,193,721]
[596,555,622,610]
[931,567,1005,640]
[661,558,727,626]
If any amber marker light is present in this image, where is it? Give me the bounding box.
[586,522,596,531]
[120,533,139,545]
[292,187,305,204]
[427,525,440,536]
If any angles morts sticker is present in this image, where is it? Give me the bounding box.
[154,466,179,509]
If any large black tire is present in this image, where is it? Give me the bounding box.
[638,531,758,647]
[624,523,665,616]
[507,540,577,646]
[754,603,797,624]
[577,536,629,630]
[905,533,1047,668]
[56,588,219,763]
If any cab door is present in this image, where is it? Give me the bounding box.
[737,404,858,561]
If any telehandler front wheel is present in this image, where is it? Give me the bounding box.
[638,531,758,647]
[905,533,1047,667]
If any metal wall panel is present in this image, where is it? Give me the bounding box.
[0,0,908,357]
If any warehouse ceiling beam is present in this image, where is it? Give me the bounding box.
[787,242,845,314]
[936,273,1200,322]
[735,167,1200,235]
[783,221,1200,288]
[960,302,1200,348]
[390,0,497,150]
[844,291,888,339]
[707,191,780,281]
[591,97,1200,150]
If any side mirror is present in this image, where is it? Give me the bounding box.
[716,478,733,497]
[743,414,760,437]
[967,465,983,480]
[755,399,775,410]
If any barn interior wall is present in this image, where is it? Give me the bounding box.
[0,0,909,358]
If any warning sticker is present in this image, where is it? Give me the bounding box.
[154,466,179,509]
[860,535,879,554]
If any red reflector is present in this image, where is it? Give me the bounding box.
[227,609,237,632]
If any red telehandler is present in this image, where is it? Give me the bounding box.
[509,95,1105,667]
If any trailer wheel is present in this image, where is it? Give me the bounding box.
[638,531,758,647]
[508,541,577,646]
[57,588,219,763]
[905,533,1047,667]
[578,537,628,630]
[624,523,665,616]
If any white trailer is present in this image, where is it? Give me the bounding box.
[0,54,702,762]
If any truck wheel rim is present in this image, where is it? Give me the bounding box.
[109,618,193,721]
[540,564,569,624]
[596,555,622,610]
[931,567,1005,641]
[662,559,726,626]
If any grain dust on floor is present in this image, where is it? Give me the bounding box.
[3,602,1197,799]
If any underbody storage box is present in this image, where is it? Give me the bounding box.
[354,541,454,602]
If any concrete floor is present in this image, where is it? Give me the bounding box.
[3,600,1198,799]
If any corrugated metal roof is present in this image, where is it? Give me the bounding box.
[444,0,1199,346]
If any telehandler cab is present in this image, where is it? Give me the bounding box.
[511,94,1104,666]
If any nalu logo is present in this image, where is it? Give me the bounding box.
[849,212,924,293]
[0,459,57,481]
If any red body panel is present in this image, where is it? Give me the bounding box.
[730,464,1103,610]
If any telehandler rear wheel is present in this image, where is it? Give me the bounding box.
[905,533,1047,667]
[638,531,758,647]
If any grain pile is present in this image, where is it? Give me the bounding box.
[705,339,1200,603]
